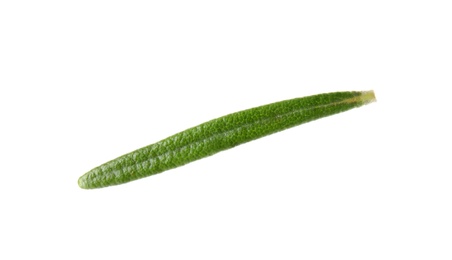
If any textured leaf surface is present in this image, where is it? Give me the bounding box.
[78,91,376,189]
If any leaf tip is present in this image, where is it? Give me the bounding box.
[360,90,377,104]
[78,175,89,189]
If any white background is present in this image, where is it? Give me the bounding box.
[1,1,451,259]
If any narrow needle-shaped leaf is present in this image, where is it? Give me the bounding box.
[78,90,376,189]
